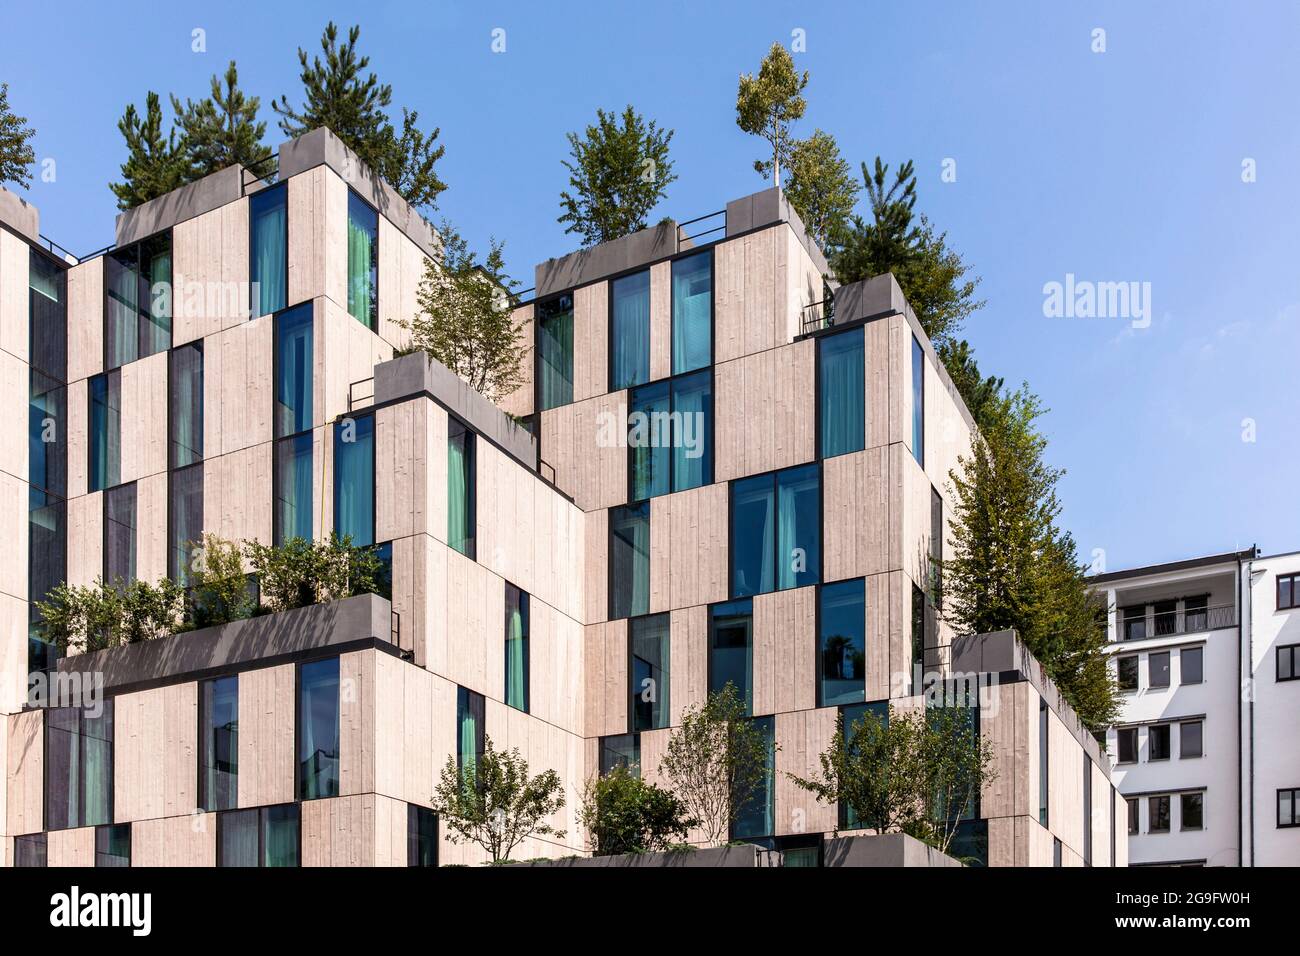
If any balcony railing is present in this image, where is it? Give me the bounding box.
[800,296,836,336]
[676,209,725,246]
[1117,603,1236,642]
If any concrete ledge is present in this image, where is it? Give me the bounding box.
[0,186,40,243]
[535,220,679,298]
[832,273,910,326]
[374,351,537,470]
[725,186,830,278]
[115,164,244,246]
[823,832,962,867]
[56,592,393,695]
[278,127,440,260]
[518,845,761,868]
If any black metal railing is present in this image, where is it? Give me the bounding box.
[800,296,836,335]
[676,209,726,246]
[1118,603,1236,641]
[348,377,375,411]
[242,154,280,193]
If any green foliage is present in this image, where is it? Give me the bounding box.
[783,129,859,250]
[942,389,1120,731]
[172,61,272,181]
[431,735,566,863]
[658,684,774,846]
[937,339,1004,433]
[274,22,446,212]
[402,220,528,402]
[579,764,696,856]
[110,92,188,210]
[557,105,677,247]
[246,533,381,613]
[35,577,184,653]
[0,83,36,189]
[186,533,254,627]
[736,42,808,187]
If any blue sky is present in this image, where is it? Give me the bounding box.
[4,1,1298,572]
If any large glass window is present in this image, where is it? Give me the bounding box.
[274,304,313,438]
[839,701,888,829]
[447,419,476,558]
[819,326,865,458]
[218,804,299,867]
[274,432,313,545]
[297,658,340,800]
[731,716,775,840]
[407,805,438,867]
[609,502,650,619]
[169,342,203,469]
[629,379,670,501]
[709,599,753,713]
[1038,699,1049,826]
[1149,651,1171,688]
[103,482,137,586]
[671,251,712,374]
[14,834,46,867]
[538,294,574,410]
[628,370,712,500]
[88,370,121,492]
[1117,655,1138,691]
[346,190,378,329]
[200,676,239,812]
[334,413,375,546]
[505,584,530,713]
[28,500,65,676]
[169,463,203,583]
[819,579,866,706]
[1180,720,1203,759]
[1148,795,1170,832]
[730,464,822,598]
[1117,726,1138,763]
[1149,723,1171,761]
[457,687,485,783]
[1181,792,1204,831]
[105,233,171,369]
[1181,646,1204,684]
[45,702,114,831]
[1122,606,1146,641]
[671,370,712,493]
[250,184,287,317]
[95,824,131,867]
[910,334,924,467]
[1279,788,1300,828]
[610,270,650,390]
[599,733,640,777]
[630,613,670,731]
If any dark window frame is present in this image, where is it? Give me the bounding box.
[103,229,173,371]
[1278,573,1300,611]
[1180,792,1204,832]
[814,324,866,461]
[248,183,289,319]
[447,416,477,560]
[1116,726,1139,764]
[332,410,377,548]
[198,674,239,813]
[1277,643,1300,682]
[1149,794,1171,833]
[1181,645,1204,685]
[1116,654,1139,692]
[345,187,379,330]
[629,611,670,732]
[216,803,301,867]
[707,598,754,715]
[504,582,531,714]
[669,248,714,375]
[608,500,651,620]
[295,657,341,802]
[625,367,714,502]
[727,462,823,600]
[1179,719,1203,759]
[1148,723,1172,762]
[608,268,653,392]
[1148,650,1171,689]
[1278,787,1300,828]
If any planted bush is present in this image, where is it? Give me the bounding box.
[36,577,184,653]
[246,533,381,612]
[186,532,254,627]
[579,764,696,856]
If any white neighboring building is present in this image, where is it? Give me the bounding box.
[1091,550,1252,867]
[1242,550,1300,866]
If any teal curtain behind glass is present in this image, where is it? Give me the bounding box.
[505,588,528,712]
[609,504,650,618]
[447,426,474,556]
[334,415,375,546]
[346,192,377,329]
[141,244,171,357]
[88,375,109,492]
[730,476,774,597]
[457,688,482,785]
[671,370,712,492]
[251,187,287,316]
[611,271,650,389]
[819,327,865,458]
[262,805,299,866]
[777,464,821,590]
[629,381,670,500]
[297,659,339,800]
[274,305,312,437]
[911,335,924,467]
[275,433,313,545]
[83,705,113,827]
[538,297,574,410]
[105,251,138,368]
[671,252,712,374]
[170,343,203,468]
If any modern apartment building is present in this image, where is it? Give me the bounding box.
[1093,547,1300,866]
[0,127,1125,867]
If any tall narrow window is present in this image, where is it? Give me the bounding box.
[599,733,640,776]
[346,190,378,329]
[88,370,121,492]
[407,805,438,866]
[709,599,753,713]
[505,584,530,713]
[274,433,313,545]
[629,380,670,500]
[457,687,485,783]
[169,463,203,583]
[169,342,203,469]
[14,834,47,867]
[911,584,925,694]
[447,419,476,558]
[731,716,775,840]
[538,294,574,410]
[95,824,131,867]
[1149,723,1171,760]
[200,676,239,812]
[250,184,287,317]
[1083,754,1093,865]
[910,334,924,467]
[730,464,821,598]
[103,483,137,586]
[1149,795,1170,832]
[1184,594,1209,632]
[630,614,670,731]
[297,658,340,800]
[671,370,712,492]
[628,370,713,500]
[45,702,115,831]
[1127,797,1139,834]
[1180,720,1203,758]
[1117,655,1138,691]
[818,326,864,458]
[610,270,651,390]
[334,413,375,546]
[819,579,866,706]
[1122,605,1146,641]
[930,487,943,609]
[1038,699,1049,827]
[609,502,650,619]
[218,804,299,867]
[104,245,138,369]
[138,233,172,358]
[1117,726,1138,763]
[671,251,712,374]
[1181,792,1204,831]
[274,304,313,438]
[840,702,888,829]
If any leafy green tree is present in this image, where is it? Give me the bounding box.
[921,705,997,855]
[942,388,1119,731]
[736,42,808,188]
[35,577,184,652]
[659,684,774,846]
[432,736,566,863]
[245,533,382,612]
[783,129,859,249]
[274,22,446,211]
[557,105,676,247]
[0,83,36,189]
[172,61,272,180]
[937,339,1004,432]
[579,764,696,856]
[401,220,528,402]
[185,533,254,627]
[110,91,188,210]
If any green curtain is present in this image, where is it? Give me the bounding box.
[458,697,480,787]
[448,431,470,555]
[777,466,819,589]
[105,252,138,367]
[276,433,313,545]
[538,305,574,410]
[611,272,650,389]
[671,252,712,374]
[347,216,375,328]
[629,382,670,500]
[297,660,339,800]
[262,805,299,867]
[333,415,375,546]
[671,371,711,492]
[819,328,865,458]
[252,189,286,316]
[82,706,113,827]
[142,247,172,355]
[506,603,527,711]
[911,335,925,466]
